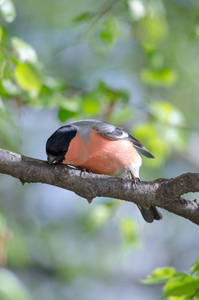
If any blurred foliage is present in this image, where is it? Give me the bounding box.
[0,268,32,300]
[143,259,199,299]
[119,218,141,249]
[0,0,199,299]
[134,100,187,165]
[0,0,196,163]
[0,212,12,266]
[0,0,16,23]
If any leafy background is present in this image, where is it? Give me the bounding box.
[0,0,199,299]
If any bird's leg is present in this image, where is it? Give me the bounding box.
[79,167,87,177]
[129,172,151,208]
[129,171,140,188]
[77,167,93,204]
[78,167,93,177]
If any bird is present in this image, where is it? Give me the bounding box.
[46,119,162,223]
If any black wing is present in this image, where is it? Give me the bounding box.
[128,135,155,159]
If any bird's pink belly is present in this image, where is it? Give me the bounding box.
[79,138,138,175]
[62,130,139,176]
[79,156,121,175]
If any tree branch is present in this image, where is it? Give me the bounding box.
[0,148,199,225]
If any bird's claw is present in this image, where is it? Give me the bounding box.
[79,167,93,177]
[130,171,140,189]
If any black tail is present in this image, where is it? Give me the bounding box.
[137,205,162,223]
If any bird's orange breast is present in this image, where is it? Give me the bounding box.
[62,130,139,176]
[62,132,89,166]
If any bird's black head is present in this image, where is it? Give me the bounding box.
[46,125,77,164]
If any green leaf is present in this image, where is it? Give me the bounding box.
[98,81,129,104]
[191,258,199,276]
[163,272,199,298]
[149,101,184,126]
[84,205,111,231]
[0,268,32,300]
[0,0,16,22]
[133,122,170,165]
[0,25,3,39]
[141,68,177,87]
[14,63,43,94]
[73,12,93,22]
[1,79,20,96]
[37,93,81,110]
[168,297,188,300]
[92,18,120,53]
[58,108,77,122]
[0,43,8,79]
[7,233,31,267]
[148,101,187,151]
[120,218,141,247]
[195,290,199,299]
[83,93,101,115]
[0,58,7,79]
[139,16,168,45]
[0,43,11,79]
[99,18,120,49]
[0,96,5,111]
[142,267,176,285]
[44,76,65,91]
[59,95,80,112]
[11,37,38,64]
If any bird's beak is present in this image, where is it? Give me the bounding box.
[48,155,57,165]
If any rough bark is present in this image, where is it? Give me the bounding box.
[0,148,199,225]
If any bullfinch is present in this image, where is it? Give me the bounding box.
[46,119,162,223]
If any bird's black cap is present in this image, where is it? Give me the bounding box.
[46,125,77,164]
